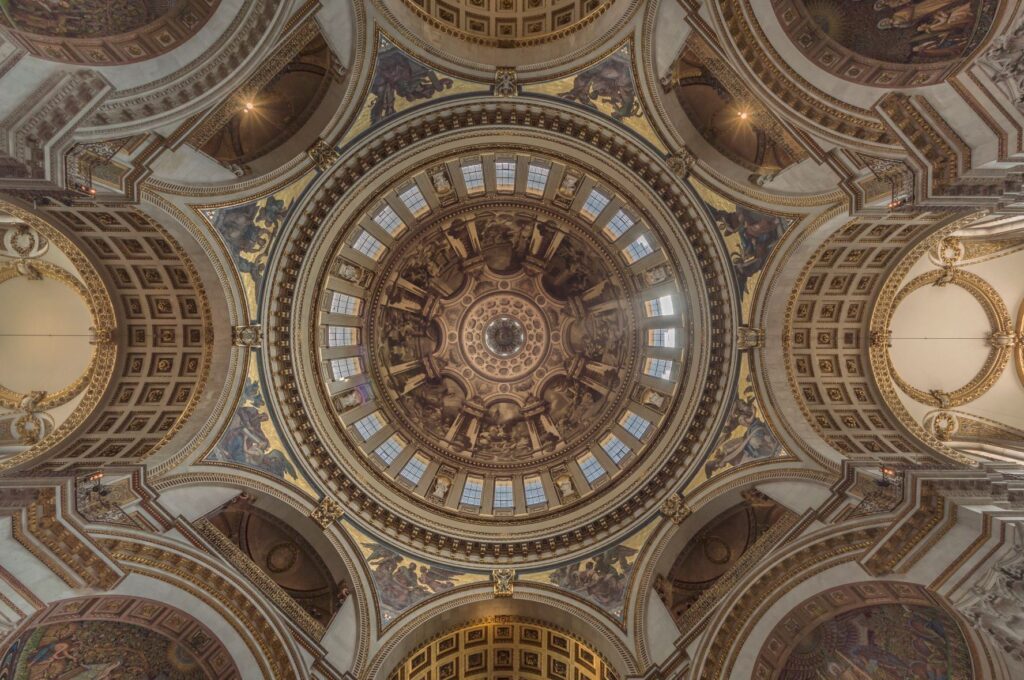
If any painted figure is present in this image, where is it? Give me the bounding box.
[369,46,454,124]
[559,52,641,121]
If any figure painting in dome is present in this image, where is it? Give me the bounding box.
[207,171,314,316]
[369,43,454,124]
[708,201,788,297]
[0,0,157,38]
[524,47,667,151]
[703,383,782,479]
[778,0,998,67]
[527,522,653,621]
[691,178,790,308]
[558,50,640,121]
[548,545,638,613]
[341,39,483,143]
[0,618,212,679]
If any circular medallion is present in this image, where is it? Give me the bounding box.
[462,294,548,382]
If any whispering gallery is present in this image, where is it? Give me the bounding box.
[2,0,1024,678]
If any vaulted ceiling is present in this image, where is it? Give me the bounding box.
[0,1,1023,679]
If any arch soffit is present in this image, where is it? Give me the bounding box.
[363,589,642,680]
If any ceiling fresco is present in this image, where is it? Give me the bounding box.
[521,521,654,622]
[0,0,220,64]
[524,45,667,152]
[6,1,1024,679]
[204,351,318,498]
[344,519,488,627]
[0,0,178,38]
[203,171,316,317]
[778,602,973,679]
[341,37,486,144]
[366,205,644,466]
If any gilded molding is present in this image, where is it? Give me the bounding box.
[492,568,515,597]
[266,101,738,562]
[660,493,691,524]
[310,497,344,529]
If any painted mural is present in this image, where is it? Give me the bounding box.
[783,0,997,66]
[691,178,790,316]
[341,37,484,144]
[522,521,654,621]
[524,46,667,152]
[778,603,973,679]
[687,354,786,491]
[203,170,315,317]
[204,352,317,498]
[345,521,485,626]
[0,0,164,38]
[684,182,791,489]
[0,619,212,679]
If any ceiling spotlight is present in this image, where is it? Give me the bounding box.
[738,111,750,120]
[244,102,255,112]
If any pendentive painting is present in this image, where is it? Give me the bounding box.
[202,170,315,317]
[340,37,484,144]
[524,45,667,152]
[1,619,217,679]
[345,521,485,626]
[523,521,654,622]
[204,353,318,498]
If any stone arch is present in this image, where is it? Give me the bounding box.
[0,197,220,475]
[364,590,641,680]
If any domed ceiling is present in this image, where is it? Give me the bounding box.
[7,2,1024,679]
[0,0,221,64]
[316,155,690,517]
[271,130,738,559]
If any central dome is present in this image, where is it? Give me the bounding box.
[366,204,639,466]
[283,136,735,559]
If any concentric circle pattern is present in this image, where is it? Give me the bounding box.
[364,204,640,468]
[285,134,735,555]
